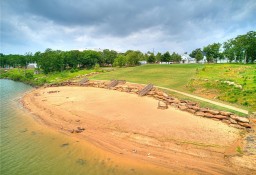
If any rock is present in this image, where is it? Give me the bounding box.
[213,115,228,120]
[238,122,251,128]
[178,105,188,111]
[200,108,209,112]
[195,112,205,117]
[187,102,197,106]
[147,91,154,95]
[230,115,250,123]
[203,113,214,118]
[187,105,200,111]
[229,124,244,129]
[222,119,231,124]
[158,101,168,110]
[208,110,219,115]
[179,102,187,106]
[186,109,196,114]
[156,91,163,96]
[163,93,169,98]
[251,119,256,124]
[229,118,237,124]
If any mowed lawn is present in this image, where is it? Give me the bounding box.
[92,63,256,111]
[93,64,203,91]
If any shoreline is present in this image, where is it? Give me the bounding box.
[21,85,256,174]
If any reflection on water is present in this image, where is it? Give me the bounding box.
[0,79,170,175]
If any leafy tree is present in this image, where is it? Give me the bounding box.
[125,50,142,66]
[147,53,156,63]
[155,52,162,62]
[195,51,203,63]
[113,55,127,67]
[80,50,101,68]
[203,43,221,63]
[189,48,202,58]
[100,49,117,66]
[223,31,256,63]
[170,52,182,62]
[161,51,171,62]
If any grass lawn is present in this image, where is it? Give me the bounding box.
[93,64,203,91]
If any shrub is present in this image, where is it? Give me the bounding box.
[25,72,34,79]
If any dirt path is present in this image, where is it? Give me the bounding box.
[22,86,255,174]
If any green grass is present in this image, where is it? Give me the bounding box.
[188,64,256,111]
[92,64,203,90]
[92,63,255,113]
[0,68,95,86]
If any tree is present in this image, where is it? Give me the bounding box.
[147,53,156,63]
[203,43,221,63]
[100,49,117,66]
[125,50,142,66]
[155,52,162,62]
[113,55,127,67]
[195,51,203,63]
[161,51,171,62]
[170,52,182,62]
[80,50,101,68]
[189,48,201,58]
[222,31,256,63]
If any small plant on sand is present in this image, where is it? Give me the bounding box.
[236,146,243,154]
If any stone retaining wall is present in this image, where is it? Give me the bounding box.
[47,80,252,130]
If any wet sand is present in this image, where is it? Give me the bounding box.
[22,86,255,174]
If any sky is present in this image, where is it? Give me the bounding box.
[1,0,256,55]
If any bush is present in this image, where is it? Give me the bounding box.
[9,73,23,81]
[25,72,34,79]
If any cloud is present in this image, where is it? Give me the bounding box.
[1,0,256,54]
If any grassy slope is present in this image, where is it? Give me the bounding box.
[92,64,255,113]
[93,64,203,90]
[188,64,256,111]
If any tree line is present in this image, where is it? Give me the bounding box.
[190,31,256,63]
[1,31,255,74]
[0,48,182,74]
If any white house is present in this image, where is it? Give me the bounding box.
[180,54,196,64]
[27,63,38,69]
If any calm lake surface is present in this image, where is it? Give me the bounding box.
[0,79,169,175]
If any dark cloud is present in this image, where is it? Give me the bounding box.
[1,0,256,54]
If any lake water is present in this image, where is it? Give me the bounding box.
[0,79,170,175]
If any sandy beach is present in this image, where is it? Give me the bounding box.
[22,86,255,174]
